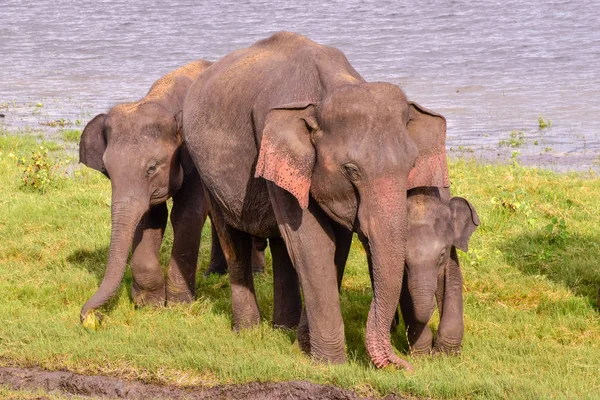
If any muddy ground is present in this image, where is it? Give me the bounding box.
[0,366,411,399]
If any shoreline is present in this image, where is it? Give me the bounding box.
[1,111,599,175]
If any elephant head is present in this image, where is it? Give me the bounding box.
[404,187,479,332]
[78,103,185,322]
[255,82,449,368]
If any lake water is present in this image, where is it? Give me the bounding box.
[1,0,599,170]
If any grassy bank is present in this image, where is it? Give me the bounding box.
[0,131,599,399]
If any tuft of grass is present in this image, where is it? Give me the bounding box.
[40,118,74,128]
[0,132,599,399]
[538,116,552,129]
[60,129,82,143]
[499,131,525,148]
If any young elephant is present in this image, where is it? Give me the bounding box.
[400,187,479,355]
[78,59,213,324]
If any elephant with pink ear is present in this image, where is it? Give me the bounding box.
[182,32,449,369]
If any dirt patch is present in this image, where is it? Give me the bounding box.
[0,366,409,399]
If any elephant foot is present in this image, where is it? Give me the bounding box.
[310,341,346,365]
[166,288,195,304]
[273,293,302,330]
[204,261,228,277]
[165,273,195,304]
[232,308,261,331]
[273,313,301,330]
[132,284,166,307]
[409,344,432,357]
[433,337,461,355]
[303,323,346,365]
[295,311,311,354]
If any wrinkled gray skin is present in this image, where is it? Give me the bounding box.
[206,225,266,276]
[79,60,213,322]
[400,187,479,355]
[183,32,448,369]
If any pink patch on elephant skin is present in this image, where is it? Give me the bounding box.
[406,101,449,190]
[255,135,314,209]
[407,150,450,190]
[368,175,407,217]
[255,105,316,210]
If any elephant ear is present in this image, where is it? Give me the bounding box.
[79,113,108,177]
[255,102,317,209]
[449,197,480,252]
[406,102,449,189]
[174,110,184,141]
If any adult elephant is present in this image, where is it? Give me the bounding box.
[183,32,448,369]
[79,59,213,324]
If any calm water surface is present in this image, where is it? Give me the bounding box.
[1,0,599,170]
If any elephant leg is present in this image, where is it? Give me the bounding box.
[166,172,209,304]
[333,223,353,290]
[270,237,302,329]
[204,221,229,276]
[251,237,266,274]
[268,184,345,364]
[295,222,351,354]
[433,247,464,355]
[400,273,433,355]
[131,202,168,307]
[208,198,260,329]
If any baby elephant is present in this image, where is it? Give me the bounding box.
[79,60,213,323]
[400,187,479,355]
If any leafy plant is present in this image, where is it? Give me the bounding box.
[538,116,552,129]
[544,217,568,245]
[499,131,525,147]
[18,146,52,191]
[490,186,536,225]
[17,146,72,192]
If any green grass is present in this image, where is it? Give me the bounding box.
[0,132,599,399]
[498,130,526,148]
[60,129,82,143]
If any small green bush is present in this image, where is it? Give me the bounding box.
[17,146,72,192]
[499,131,525,147]
[538,116,551,129]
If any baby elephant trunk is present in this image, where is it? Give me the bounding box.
[80,198,147,323]
[408,283,437,325]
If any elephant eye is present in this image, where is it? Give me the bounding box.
[146,163,158,176]
[342,162,361,182]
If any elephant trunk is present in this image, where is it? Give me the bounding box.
[408,284,437,325]
[361,176,413,370]
[80,198,147,322]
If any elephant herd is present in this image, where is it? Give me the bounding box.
[78,32,479,370]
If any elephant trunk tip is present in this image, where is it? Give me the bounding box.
[80,307,102,330]
[365,327,414,371]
